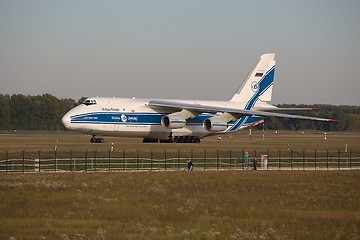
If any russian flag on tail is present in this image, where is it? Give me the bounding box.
[255,72,264,77]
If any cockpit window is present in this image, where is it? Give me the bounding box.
[83,99,97,106]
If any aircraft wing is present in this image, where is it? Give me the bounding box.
[254,107,321,112]
[148,100,339,122]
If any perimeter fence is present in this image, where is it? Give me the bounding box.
[0,149,359,173]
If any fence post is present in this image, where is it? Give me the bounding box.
[164,150,167,171]
[254,149,257,170]
[177,150,180,170]
[122,150,125,171]
[302,149,305,170]
[242,150,245,170]
[338,150,341,170]
[290,149,293,170]
[326,149,329,170]
[85,151,88,172]
[22,150,25,173]
[94,151,97,172]
[151,150,153,170]
[278,149,281,170]
[5,151,9,173]
[190,149,194,170]
[314,149,317,170]
[266,149,270,170]
[216,150,219,170]
[69,150,73,172]
[54,150,57,173]
[108,150,111,172]
[229,150,232,170]
[203,149,206,170]
[349,149,352,169]
[137,150,139,171]
[38,150,41,172]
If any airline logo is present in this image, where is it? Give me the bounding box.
[121,114,127,122]
[251,81,259,92]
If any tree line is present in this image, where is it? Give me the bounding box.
[0,94,78,130]
[0,94,359,131]
[265,104,360,132]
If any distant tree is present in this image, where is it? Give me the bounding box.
[9,94,32,130]
[0,94,11,130]
[0,94,77,130]
[343,114,360,131]
[265,104,360,132]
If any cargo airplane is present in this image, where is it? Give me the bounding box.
[62,53,338,143]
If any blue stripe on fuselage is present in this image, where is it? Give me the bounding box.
[70,112,216,126]
[69,112,264,132]
[71,112,163,125]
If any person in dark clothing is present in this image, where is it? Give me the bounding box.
[187,160,194,172]
[253,158,257,170]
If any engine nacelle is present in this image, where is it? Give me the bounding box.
[161,114,186,129]
[161,109,197,129]
[203,118,228,132]
[203,113,236,132]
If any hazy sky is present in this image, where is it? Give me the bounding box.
[1,1,359,105]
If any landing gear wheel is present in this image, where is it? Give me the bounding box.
[90,136,105,143]
[173,136,200,143]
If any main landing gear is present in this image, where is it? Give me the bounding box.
[142,136,201,143]
[90,136,105,143]
[173,136,200,143]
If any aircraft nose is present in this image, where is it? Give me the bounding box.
[62,113,72,129]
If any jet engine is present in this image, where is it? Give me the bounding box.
[203,113,236,132]
[161,114,186,129]
[161,109,197,129]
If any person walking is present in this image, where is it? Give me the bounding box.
[187,159,194,172]
[244,151,249,168]
[253,158,257,170]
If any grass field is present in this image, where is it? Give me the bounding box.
[1,130,359,152]
[0,171,359,239]
[0,132,359,239]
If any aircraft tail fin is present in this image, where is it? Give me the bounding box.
[230,53,275,108]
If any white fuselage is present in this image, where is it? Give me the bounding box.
[62,97,270,139]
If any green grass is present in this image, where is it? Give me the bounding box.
[0,132,359,239]
[1,131,359,152]
[0,171,359,239]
